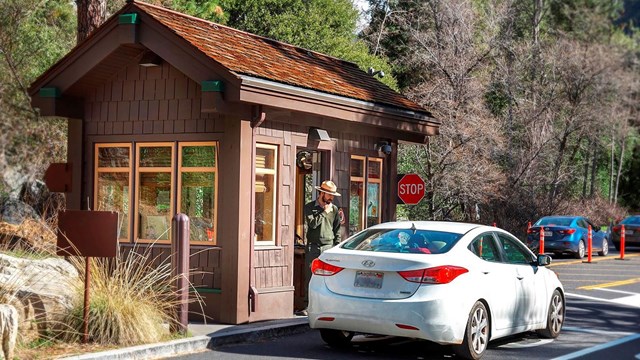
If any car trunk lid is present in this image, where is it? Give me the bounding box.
[318,250,440,299]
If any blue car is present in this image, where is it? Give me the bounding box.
[526,216,609,259]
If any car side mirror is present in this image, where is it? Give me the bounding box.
[537,254,552,266]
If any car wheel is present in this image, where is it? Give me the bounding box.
[598,238,609,256]
[454,301,489,360]
[320,329,354,347]
[537,289,564,339]
[574,240,585,259]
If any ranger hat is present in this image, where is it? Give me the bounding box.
[315,180,341,196]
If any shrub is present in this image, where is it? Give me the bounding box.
[59,245,201,345]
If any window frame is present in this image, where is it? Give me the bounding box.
[177,141,219,245]
[349,155,384,236]
[254,143,279,246]
[134,142,175,244]
[94,143,133,242]
[496,233,536,265]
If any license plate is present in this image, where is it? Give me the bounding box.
[354,271,383,289]
[544,231,553,237]
[626,230,633,235]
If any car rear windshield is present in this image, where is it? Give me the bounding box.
[621,216,640,225]
[341,228,463,254]
[536,217,574,226]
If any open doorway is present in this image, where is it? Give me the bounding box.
[293,150,325,311]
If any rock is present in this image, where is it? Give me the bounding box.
[0,200,38,226]
[18,181,65,221]
[0,304,18,360]
[0,253,79,341]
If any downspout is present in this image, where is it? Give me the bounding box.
[248,105,266,317]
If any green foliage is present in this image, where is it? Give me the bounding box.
[171,0,227,23]
[484,81,511,117]
[619,142,640,211]
[216,0,398,88]
[548,0,625,40]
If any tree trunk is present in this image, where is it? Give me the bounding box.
[589,143,598,197]
[609,134,615,203]
[614,135,626,203]
[582,140,590,198]
[77,0,107,43]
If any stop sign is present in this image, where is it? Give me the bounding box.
[398,174,425,205]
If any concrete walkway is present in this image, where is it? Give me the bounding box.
[59,316,310,360]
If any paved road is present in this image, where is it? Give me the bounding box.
[167,250,640,360]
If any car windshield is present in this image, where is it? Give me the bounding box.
[341,228,463,254]
[536,217,574,226]
[621,216,640,225]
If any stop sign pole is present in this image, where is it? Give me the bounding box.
[397,173,426,205]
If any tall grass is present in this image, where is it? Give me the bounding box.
[59,243,202,345]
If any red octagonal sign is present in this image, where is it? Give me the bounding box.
[398,174,425,205]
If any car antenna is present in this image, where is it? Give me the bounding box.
[411,223,417,234]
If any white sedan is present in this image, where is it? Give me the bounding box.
[308,221,565,360]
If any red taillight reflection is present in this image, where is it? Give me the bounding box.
[398,266,468,284]
[613,226,621,233]
[557,229,576,235]
[311,259,344,276]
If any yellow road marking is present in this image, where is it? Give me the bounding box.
[548,253,640,267]
[578,277,640,290]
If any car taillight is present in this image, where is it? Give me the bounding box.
[613,226,621,233]
[527,227,540,234]
[557,229,576,235]
[398,266,468,284]
[311,259,344,276]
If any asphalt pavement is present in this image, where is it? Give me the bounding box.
[59,250,639,360]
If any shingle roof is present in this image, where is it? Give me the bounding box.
[132,1,430,115]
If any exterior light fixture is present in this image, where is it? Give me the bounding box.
[368,67,385,78]
[308,127,331,141]
[139,51,162,67]
[375,141,392,155]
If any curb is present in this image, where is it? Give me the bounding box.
[58,318,311,360]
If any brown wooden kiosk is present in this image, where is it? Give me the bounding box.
[29,0,439,324]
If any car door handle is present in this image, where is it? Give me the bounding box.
[517,275,524,280]
[481,271,490,275]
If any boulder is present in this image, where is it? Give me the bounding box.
[0,304,18,360]
[0,253,79,341]
[18,180,65,222]
[0,200,38,226]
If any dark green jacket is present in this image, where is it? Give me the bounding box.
[304,200,341,246]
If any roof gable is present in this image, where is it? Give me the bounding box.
[131,1,430,115]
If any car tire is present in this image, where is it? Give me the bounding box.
[453,301,489,360]
[598,238,609,256]
[319,329,354,347]
[537,289,564,339]
[574,240,585,259]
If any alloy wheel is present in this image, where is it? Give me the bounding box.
[577,240,585,258]
[549,292,564,334]
[470,306,489,354]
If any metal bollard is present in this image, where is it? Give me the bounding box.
[171,213,190,334]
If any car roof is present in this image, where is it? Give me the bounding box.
[542,215,579,219]
[367,221,483,235]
